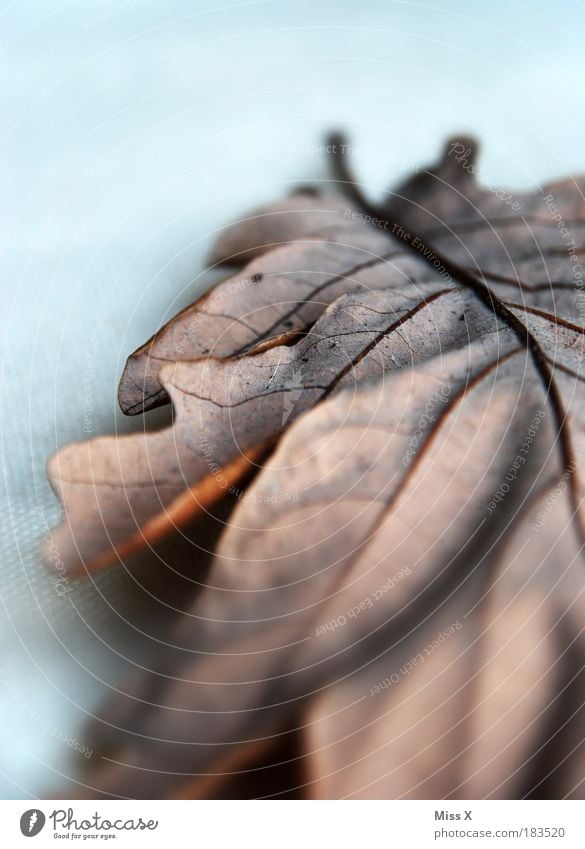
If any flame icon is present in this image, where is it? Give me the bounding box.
[20,809,45,837]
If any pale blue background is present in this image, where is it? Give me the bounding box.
[2,0,585,798]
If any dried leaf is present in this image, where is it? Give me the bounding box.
[118,218,410,414]
[79,342,584,799]
[56,261,520,574]
[46,135,585,799]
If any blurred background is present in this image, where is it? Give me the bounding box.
[2,0,585,798]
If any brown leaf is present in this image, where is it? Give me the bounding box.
[119,140,585,416]
[118,222,407,414]
[79,339,584,799]
[51,280,502,574]
[46,135,585,799]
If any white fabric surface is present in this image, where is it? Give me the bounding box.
[2,0,585,798]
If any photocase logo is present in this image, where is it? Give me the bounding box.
[18,807,159,839]
[20,810,45,837]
